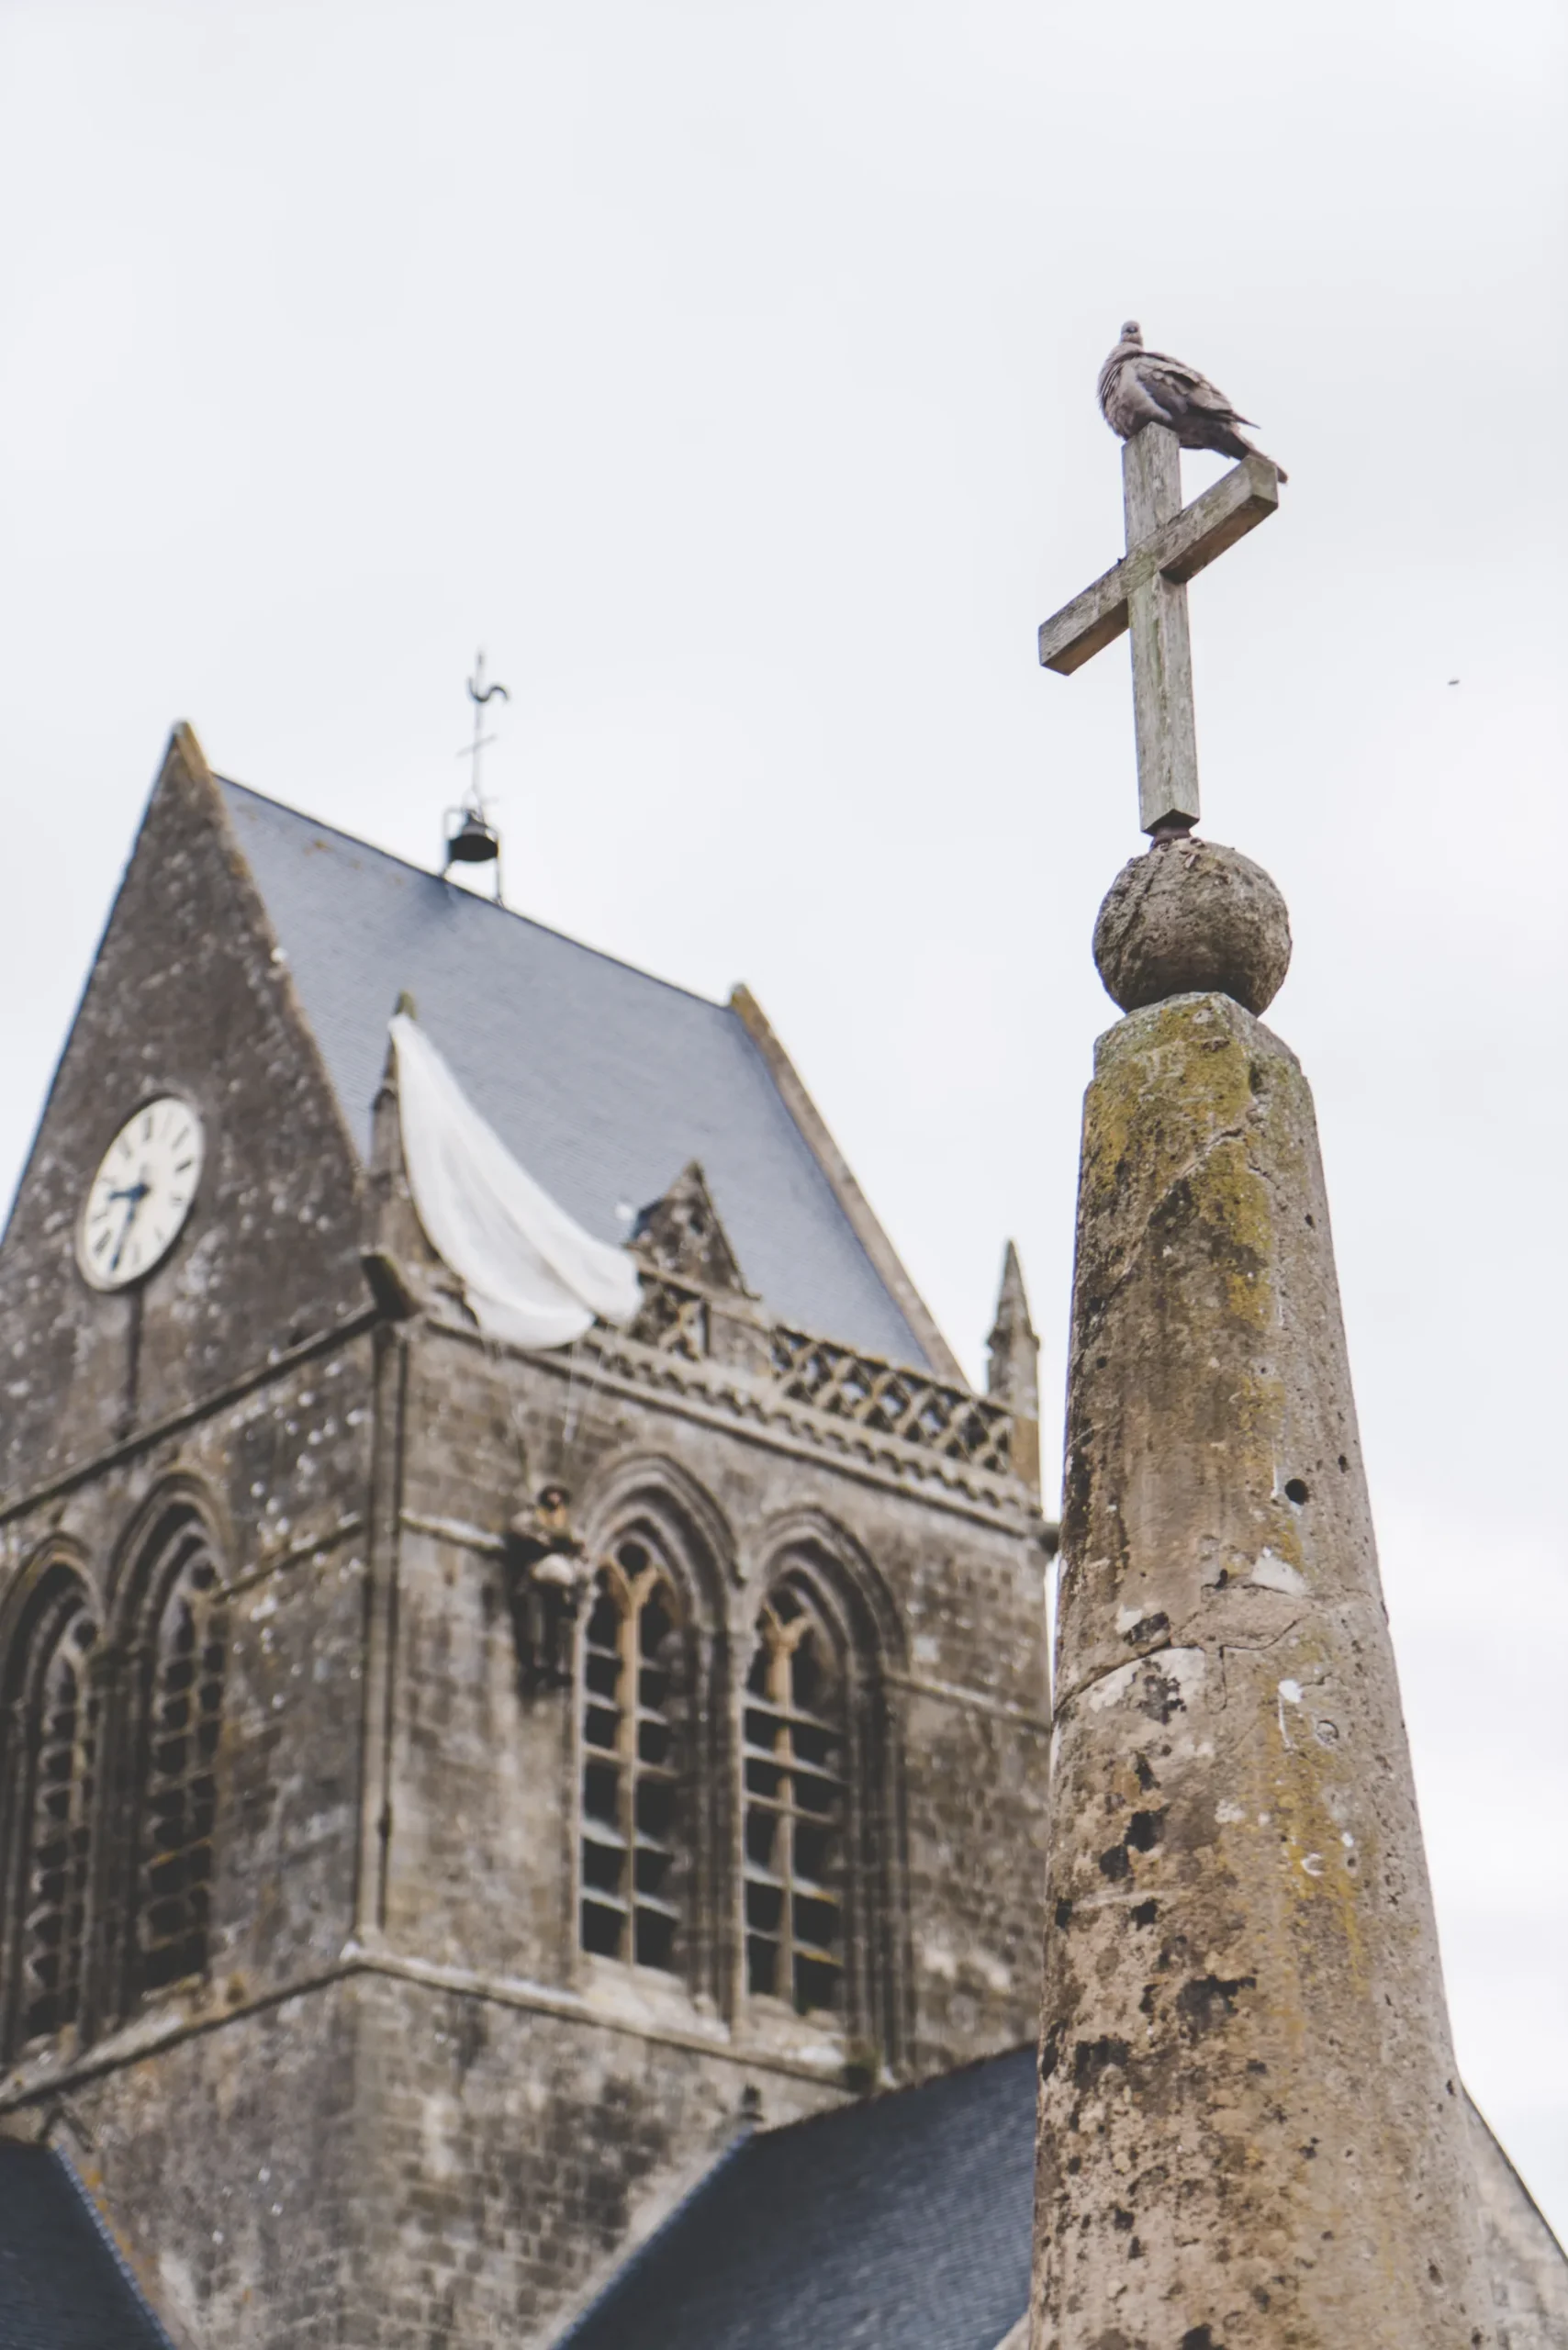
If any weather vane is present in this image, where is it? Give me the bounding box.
[443,649,510,901]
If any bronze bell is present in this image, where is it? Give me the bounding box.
[445,808,499,867]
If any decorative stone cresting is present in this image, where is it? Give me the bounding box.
[1092,834,1291,1013]
[588,1277,1025,1512]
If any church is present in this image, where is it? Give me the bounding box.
[0,717,1562,2347]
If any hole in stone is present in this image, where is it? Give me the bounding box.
[1284,1477,1309,1505]
[1305,1214,1315,1228]
[1338,1454,1349,1472]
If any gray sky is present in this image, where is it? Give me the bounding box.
[3,0,1564,2239]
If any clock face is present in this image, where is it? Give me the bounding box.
[76,1097,205,1292]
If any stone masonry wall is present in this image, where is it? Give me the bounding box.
[382,1318,1050,2082]
[37,1982,364,2349]
[0,730,368,1500]
[0,1284,1047,2347]
[345,1972,841,2349]
[0,1331,373,2086]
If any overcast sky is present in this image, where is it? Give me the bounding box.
[2,0,1564,2242]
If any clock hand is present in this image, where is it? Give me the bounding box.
[107,1173,151,1274]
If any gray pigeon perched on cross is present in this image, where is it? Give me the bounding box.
[1098,320,1287,481]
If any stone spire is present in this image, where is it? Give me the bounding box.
[986,1241,1038,1413]
[987,1241,1041,1490]
[1029,839,1495,2346]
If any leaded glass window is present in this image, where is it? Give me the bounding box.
[8,1584,99,2048]
[743,1577,846,2015]
[130,1514,226,2000]
[578,1533,686,1974]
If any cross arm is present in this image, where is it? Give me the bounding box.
[1037,452,1281,676]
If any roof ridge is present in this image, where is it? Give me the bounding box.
[553,2133,751,2348]
[216,775,731,1018]
[549,2039,1037,2350]
[751,2040,1036,2146]
[50,2144,181,2347]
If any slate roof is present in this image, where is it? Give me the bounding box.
[218,779,931,1368]
[557,2043,1036,2350]
[0,2143,175,2350]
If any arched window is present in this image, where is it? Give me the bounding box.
[578,1529,688,1975]
[743,1572,848,2017]
[129,1510,227,2002]
[1,1571,100,2054]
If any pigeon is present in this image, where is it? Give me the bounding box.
[1098,321,1287,481]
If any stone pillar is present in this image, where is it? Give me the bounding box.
[1031,840,1493,2349]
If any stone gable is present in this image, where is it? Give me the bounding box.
[0,728,366,1500]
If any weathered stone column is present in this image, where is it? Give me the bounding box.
[1031,839,1494,2349]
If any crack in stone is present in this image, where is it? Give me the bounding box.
[1057,1590,1309,1723]
[1056,1639,1180,1719]
[1209,1621,1308,1761]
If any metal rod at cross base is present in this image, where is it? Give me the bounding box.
[1037,422,1282,837]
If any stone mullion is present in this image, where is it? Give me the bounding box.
[868,1660,911,2075]
[20,1637,93,2041]
[840,1655,870,2052]
[688,1612,729,2021]
[82,1636,140,2042]
[0,1690,38,2060]
[772,1641,800,2009]
[722,1632,745,2026]
[559,1592,584,1989]
[619,1583,640,1959]
[68,1646,100,2031]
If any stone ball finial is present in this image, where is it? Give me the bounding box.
[1092,836,1291,1016]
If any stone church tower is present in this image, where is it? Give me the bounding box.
[0,726,1053,2344]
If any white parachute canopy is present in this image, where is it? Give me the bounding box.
[389,1011,642,1350]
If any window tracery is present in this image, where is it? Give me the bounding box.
[743,1572,848,2016]
[577,1530,687,1974]
[2,1573,100,2053]
[129,1510,227,2001]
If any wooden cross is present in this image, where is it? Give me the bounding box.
[1038,424,1282,836]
